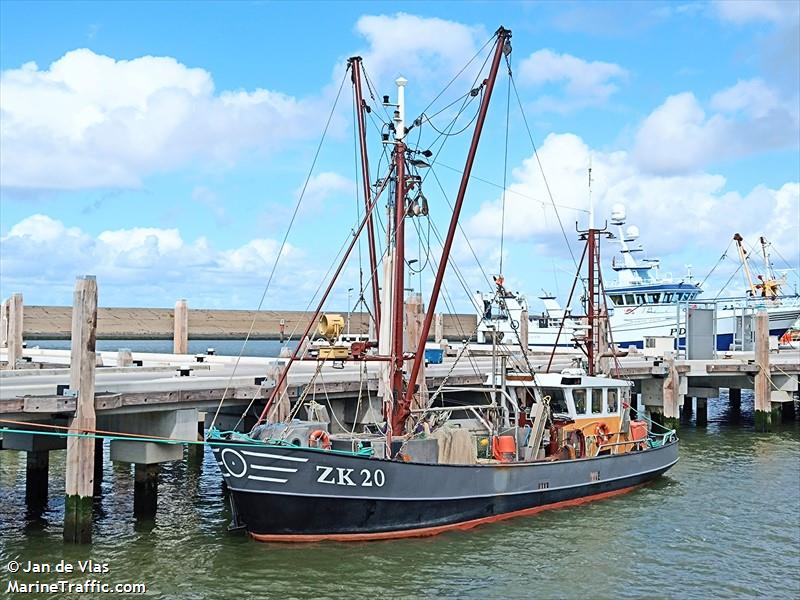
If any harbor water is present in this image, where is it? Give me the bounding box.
[1,341,799,599]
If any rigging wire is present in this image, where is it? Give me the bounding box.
[352,87,365,311]
[207,67,351,436]
[712,261,745,300]
[424,90,484,138]
[499,62,511,276]
[433,162,587,213]
[420,45,494,189]
[508,63,578,270]
[229,221,359,432]
[698,239,733,289]
[411,32,497,127]
[427,164,495,289]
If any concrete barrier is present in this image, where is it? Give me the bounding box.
[21,305,479,341]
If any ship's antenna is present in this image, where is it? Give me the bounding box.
[588,159,594,230]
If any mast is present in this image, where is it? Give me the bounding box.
[390,77,408,420]
[759,236,773,280]
[733,233,756,296]
[398,27,512,428]
[587,165,596,374]
[578,167,611,376]
[348,56,381,333]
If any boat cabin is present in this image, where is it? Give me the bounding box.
[492,371,637,459]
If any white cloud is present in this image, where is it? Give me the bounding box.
[518,49,627,112]
[466,133,799,271]
[633,79,799,174]
[0,49,320,190]
[1,14,494,192]
[354,13,486,86]
[0,215,313,306]
[298,171,355,209]
[709,78,781,117]
[712,0,799,25]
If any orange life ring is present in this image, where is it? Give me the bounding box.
[308,429,331,450]
[594,423,611,446]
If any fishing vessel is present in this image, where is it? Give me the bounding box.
[475,206,800,351]
[210,27,678,542]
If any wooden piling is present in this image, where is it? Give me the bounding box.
[406,294,427,410]
[754,312,772,431]
[0,299,8,348]
[434,313,444,343]
[25,450,49,508]
[64,276,98,543]
[174,299,188,354]
[661,355,681,430]
[117,348,133,367]
[519,309,529,357]
[6,293,23,369]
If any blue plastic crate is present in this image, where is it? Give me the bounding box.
[424,348,444,364]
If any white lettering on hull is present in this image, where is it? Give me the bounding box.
[316,465,386,487]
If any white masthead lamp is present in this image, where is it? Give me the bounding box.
[394,76,407,142]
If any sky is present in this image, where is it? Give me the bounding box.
[1,0,798,316]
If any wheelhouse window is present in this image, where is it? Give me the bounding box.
[607,389,618,414]
[625,294,635,305]
[572,389,587,415]
[591,389,603,414]
[664,293,674,302]
[647,293,661,303]
[609,295,623,306]
[541,388,569,415]
[635,294,646,305]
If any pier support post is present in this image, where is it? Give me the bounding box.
[682,396,693,422]
[187,412,205,470]
[133,464,159,519]
[6,293,23,369]
[64,276,98,544]
[93,438,104,497]
[174,299,188,354]
[728,388,741,422]
[25,450,49,509]
[696,398,708,426]
[754,312,772,431]
[780,399,796,422]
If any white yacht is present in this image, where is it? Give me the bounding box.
[475,205,800,351]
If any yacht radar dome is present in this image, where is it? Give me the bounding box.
[625,225,640,242]
[611,203,626,224]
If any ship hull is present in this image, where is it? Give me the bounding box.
[478,301,800,350]
[213,440,678,541]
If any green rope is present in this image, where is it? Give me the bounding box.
[0,425,374,457]
[628,405,676,433]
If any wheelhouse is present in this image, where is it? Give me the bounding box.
[606,283,701,307]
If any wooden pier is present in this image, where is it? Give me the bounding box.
[1,282,798,543]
